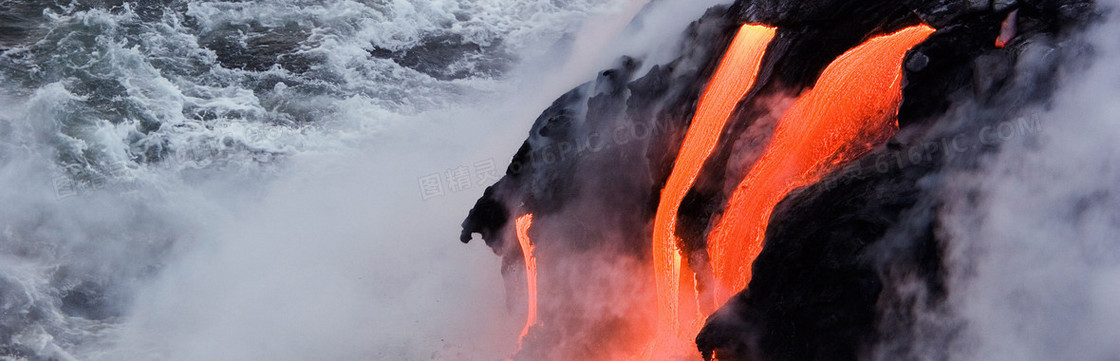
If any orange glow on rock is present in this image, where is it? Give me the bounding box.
[651,24,776,353]
[706,25,936,305]
[515,213,537,348]
[996,10,1018,48]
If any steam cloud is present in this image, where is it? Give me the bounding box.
[13,0,1114,359]
[0,0,736,360]
[930,2,1120,360]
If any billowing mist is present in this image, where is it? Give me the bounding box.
[900,1,1120,360]
[7,0,1120,360]
[0,0,737,360]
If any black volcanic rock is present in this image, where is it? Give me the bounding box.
[696,142,941,361]
[460,4,741,255]
[460,0,1094,359]
[696,2,1091,359]
[459,4,747,357]
[676,0,925,268]
[897,12,1005,127]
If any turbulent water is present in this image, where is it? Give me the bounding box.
[27,1,1120,361]
[0,0,706,359]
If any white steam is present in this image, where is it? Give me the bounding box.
[100,112,525,360]
[10,0,736,360]
[939,3,1120,360]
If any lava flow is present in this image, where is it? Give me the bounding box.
[515,213,537,349]
[651,24,775,353]
[706,24,936,305]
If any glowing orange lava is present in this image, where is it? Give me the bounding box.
[706,25,936,305]
[651,24,776,353]
[515,213,537,348]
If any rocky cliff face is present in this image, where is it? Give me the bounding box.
[460,0,1095,359]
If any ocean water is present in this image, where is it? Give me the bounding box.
[0,0,738,359]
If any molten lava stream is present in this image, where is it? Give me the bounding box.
[515,214,537,350]
[706,25,936,305]
[650,24,775,354]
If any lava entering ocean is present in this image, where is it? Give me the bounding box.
[705,24,936,306]
[461,0,1092,359]
[649,22,934,358]
[515,213,537,350]
[497,21,935,361]
[651,23,776,354]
